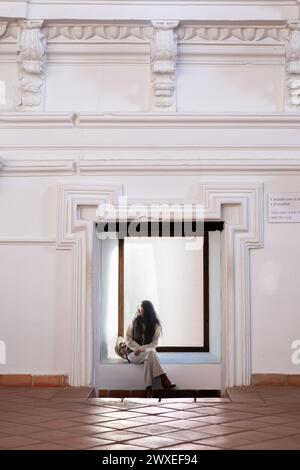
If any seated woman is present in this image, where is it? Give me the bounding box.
[125,299,176,397]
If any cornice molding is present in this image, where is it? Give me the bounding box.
[78,113,300,128]
[2,156,300,176]
[0,158,76,175]
[0,112,76,127]
[2,112,300,128]
[42,23,290,45]
[44,24,153,41]
[0,1,298,22]
[78,157,300,175]
[0,22,292,44]
[177,25,289,43]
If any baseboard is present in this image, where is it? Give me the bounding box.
[98,389,221,398]
[0,374,69,387]
[252,373,300,386]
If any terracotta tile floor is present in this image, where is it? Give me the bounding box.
[0,386,300,450]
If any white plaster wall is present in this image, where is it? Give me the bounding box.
[0,178,59,237]
[43,61,283,113]
[0,178,71,376]
[0,242,72,374]
[251,177,300,375]
[45,64,150,112]
[177,64,284,113]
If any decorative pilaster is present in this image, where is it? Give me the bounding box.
[17,21,47,111]
[150,21,178,111]
[286,21,300,107]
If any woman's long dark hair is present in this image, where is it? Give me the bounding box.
[132,300,161,345]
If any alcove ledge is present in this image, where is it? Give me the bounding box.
[101,352,220,365]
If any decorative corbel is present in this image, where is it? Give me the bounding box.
[150,20,179,110]
[17,21,47,111]
[286,21,300,107]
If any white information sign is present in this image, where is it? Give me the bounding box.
[269,193,300,223]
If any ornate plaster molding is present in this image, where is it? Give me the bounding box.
[150,20,179,110]
[201,183,264,386]
[286,21,300,106]
[57,184,123,386]
[44,24,153,41]
[42,23,290,45]
[0,22,18,41]
[0,1,297,23]
[177,25,289,44]
[0,22,8,39]
[17,20,47,111]
[0,21,292,45]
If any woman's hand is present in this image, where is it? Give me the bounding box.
[134,348,144,356]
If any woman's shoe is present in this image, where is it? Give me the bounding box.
[146,386,153,398]
[160,373,176,389]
